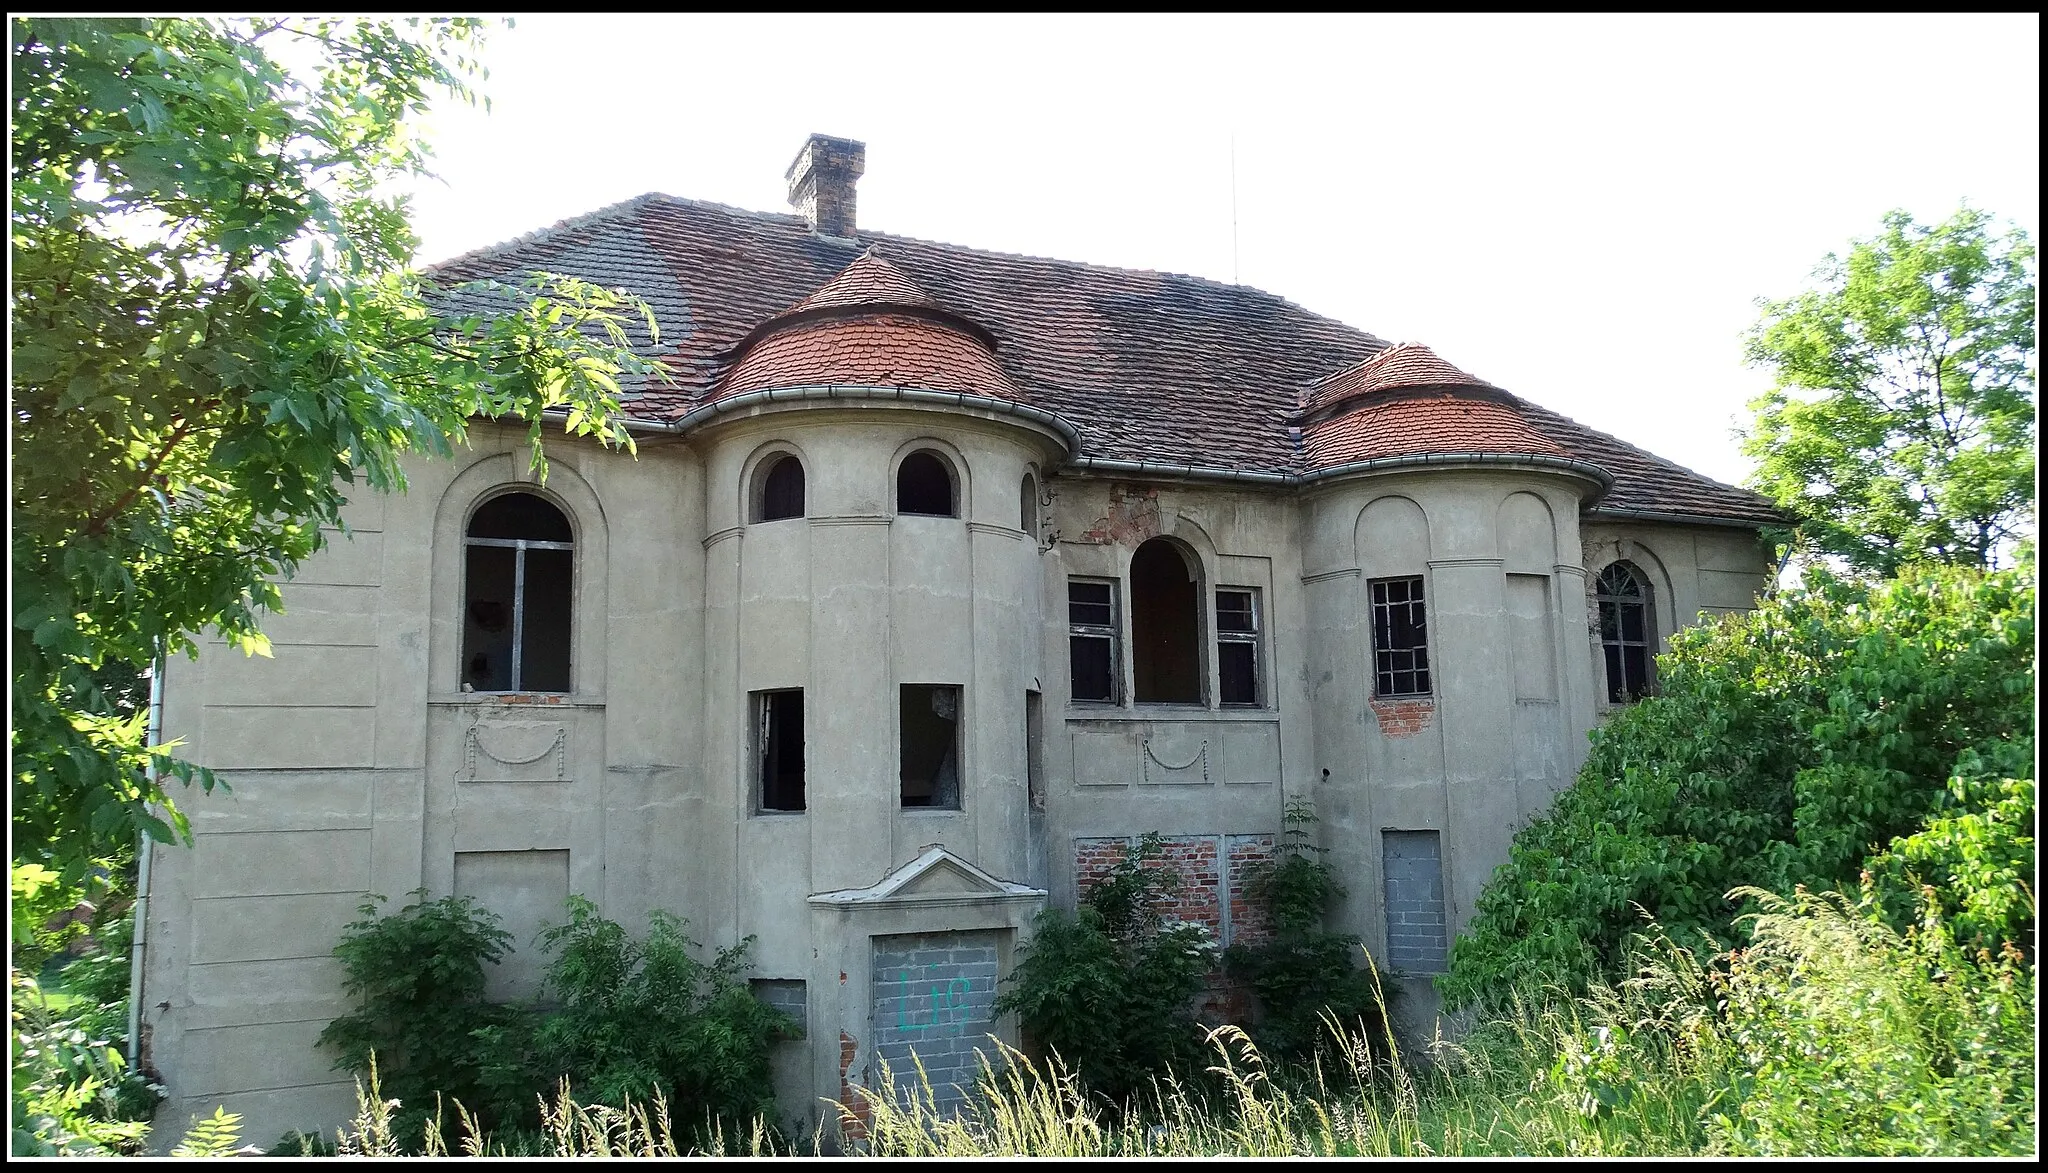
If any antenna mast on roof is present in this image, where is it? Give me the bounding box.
[1230,131,1240,285]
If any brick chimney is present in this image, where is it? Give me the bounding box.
[786,133,866,239]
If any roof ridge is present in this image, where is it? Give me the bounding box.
[422,191,680,273]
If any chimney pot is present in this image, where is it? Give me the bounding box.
[786,133,866,239]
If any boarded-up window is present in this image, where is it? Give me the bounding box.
[756,454,806,522]
[462,492,572,693]
[1381,830,1447,973]
[897,451,957,517]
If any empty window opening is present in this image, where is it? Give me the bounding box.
[900,685,962,809]
[757,690,806,812]
[1019,473,1039,536]
[1369,576,1431,697]
[1131,539,1201,704]
[1596,562,1656,703]
[897,451,957,517]
[1216,588,1262,707]
[756,454,806,522]
[1067,579,1119,703]
[462,492,573,693]
[1381,830,1448,973]
[1025,690,1045,812]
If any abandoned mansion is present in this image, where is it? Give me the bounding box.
[138,135,1784,1141]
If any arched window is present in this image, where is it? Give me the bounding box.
[896,451,957,517]
[462,492,573,693]
[1131,538,1201,703]
[1019,472,1039,537]
[1596,561,1654,704]
[755,453,806,522]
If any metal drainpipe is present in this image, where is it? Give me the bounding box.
[127,651,164,1065]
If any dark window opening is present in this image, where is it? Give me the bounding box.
[897,451,956,517]
[1370,576,1431,697]
[1217,588,1261,707]
[1020,474,1039,536]
[1025,690,1045,812]
[758,454,806,521]
[1068,579,1119,702]
[1132,539,1201,704]
[758,690,806,812]
[462,492,573,693]
[1596,562,1655,703]
[900,684,961,809]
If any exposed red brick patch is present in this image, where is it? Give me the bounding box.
[1370,696,1436,738]
[836,1030,870,1142]
[1077,484,1161,545]
[1225,835,1277,947]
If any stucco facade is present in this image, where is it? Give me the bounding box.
[136,135,1781,1146]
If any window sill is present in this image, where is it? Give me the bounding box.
[1064,707,1277,724]
[899,807,965,816]
[752,809,807,818]
[429,693,604,707]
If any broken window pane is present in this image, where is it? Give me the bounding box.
[1369,575,1431,697]
[900,684,961,809]
[462,492,573,693]
[1217,588,1260,707]
[1067,579,1118,703]
[759,690,806,812]
[1596,562,1656,703]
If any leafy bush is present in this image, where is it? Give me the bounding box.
[317,890,524,1149]
[320,891,789,1152]
[995,833,1217,1110]
[1861,742,2035,957]
[1224,800,1388,1064]
[1441,563,2035,1010]
[482,895,792,1139]
[10,966,158,1156]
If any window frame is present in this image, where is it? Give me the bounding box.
[1368,575,1432,698]
[894,449,959,518]
[754,688,807,814]
[898,683,964,811]
[752,451,806,523]
[1595,561,1657,704]
[1066,577,1122,705]
[1215,586,1263,708]
[461,492,575,695]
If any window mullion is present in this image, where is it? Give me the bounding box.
[510,539,527,691]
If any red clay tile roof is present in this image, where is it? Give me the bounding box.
[783,248,944,315]
[1306,342,1494,414]
[714,312,1022,402]
[1302,390,1570,470]
[428,192,1783,526]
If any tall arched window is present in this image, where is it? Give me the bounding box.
[896,451,957,517]
[1131,538,1201,703]
[755,453,806,522]
[462,492,573,693]
[1596,561,1654,704]
[1019,472,1039,537]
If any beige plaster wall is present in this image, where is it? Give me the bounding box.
[141,410,1773,1148]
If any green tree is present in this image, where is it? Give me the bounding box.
[1741,207,2036,577]
[1438,562,2035,1012]
[11,17,664,881]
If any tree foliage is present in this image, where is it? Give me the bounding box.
[1741,207,2036,577]
[11,17,664,880]
[994,834,1218,1111]
[1438,562,2035,1012]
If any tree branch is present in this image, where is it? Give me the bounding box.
[82,400,220,537]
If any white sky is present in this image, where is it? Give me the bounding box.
[396,13,2040,488]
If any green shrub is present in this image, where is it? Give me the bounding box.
[995,833,1216,1110]
[9,966,158,1156]
[492,895,792,1139]
[1441,563,2035,1011]
[317,890,525,1149]
[1862,741,2035,957]
[1224,800,1388,1065]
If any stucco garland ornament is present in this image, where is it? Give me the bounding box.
[461,723,569,781]
[1142,738,1210,784]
